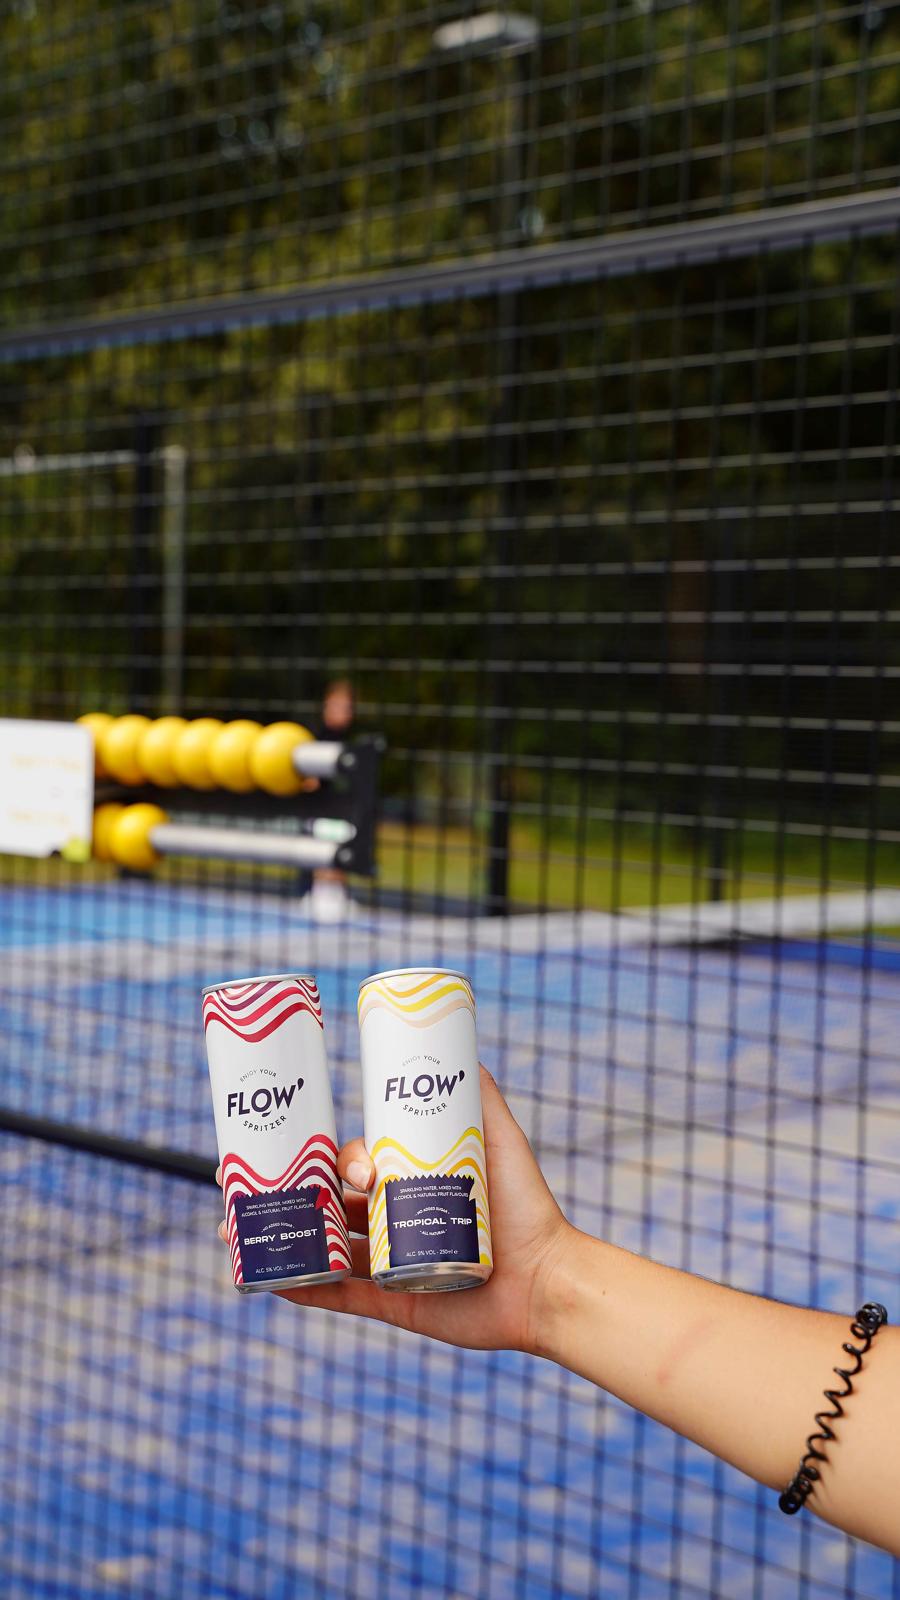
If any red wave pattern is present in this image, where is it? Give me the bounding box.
[214,979,285,1014]
[203,976,323,1042]
[222,1133,350,1286]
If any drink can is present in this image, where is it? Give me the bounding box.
[202,972,351,1293]
[357,967,492,1292]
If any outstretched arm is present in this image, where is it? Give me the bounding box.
[535,1225,899,1555]
[217,1068,900,1555]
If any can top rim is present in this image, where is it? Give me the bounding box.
[358,966,470,993]
[201,972,317,998]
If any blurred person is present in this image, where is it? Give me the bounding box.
[218,1067,899,1556]
[318,677,355,741]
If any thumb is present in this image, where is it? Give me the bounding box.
[337,1137,375,1193]
[479,1064,530,1149]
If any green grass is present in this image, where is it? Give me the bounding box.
[374,819,900,913]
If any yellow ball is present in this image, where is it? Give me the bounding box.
[172,718,224,789]
[139,717,188,787]
[77,712,115,778]
[109,803,168,872]
[208,720,263,792]
[249,722,314,795]
[92,802,125,863]
[100,715,152,785]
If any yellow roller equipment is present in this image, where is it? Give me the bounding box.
[92,802,126,863]
[139,717,188,787]
[77,712,115,778]
[208,720,263,793]
[250,722,315,795]
[109,803,168,872]
[99,803,348,874]
[100,715,152,785]
[172,718,224,789]
[81,711,324,796]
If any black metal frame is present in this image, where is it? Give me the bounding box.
[5,185,900,364]
[96,733,385,877]
[0,1105,217,1185]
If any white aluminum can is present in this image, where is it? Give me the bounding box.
[202,972,351,1293]
[358,967,492,1292]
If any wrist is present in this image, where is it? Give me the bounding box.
[525,1218,591,1362]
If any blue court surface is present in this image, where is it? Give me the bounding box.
[2,880,899,1598]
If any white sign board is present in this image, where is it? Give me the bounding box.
[0,719,94,860]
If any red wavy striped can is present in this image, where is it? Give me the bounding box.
[202,972,351,1293]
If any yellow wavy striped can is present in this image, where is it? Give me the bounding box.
[358,967,493,1292]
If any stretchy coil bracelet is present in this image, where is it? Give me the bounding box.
[779,1302,889,1515]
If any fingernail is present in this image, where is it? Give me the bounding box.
[346,1158,373,1192]
[215,1166,221,1185]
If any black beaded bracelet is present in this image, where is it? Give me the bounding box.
[779,1302,889,1515]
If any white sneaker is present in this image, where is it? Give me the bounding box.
[305,880,350,923]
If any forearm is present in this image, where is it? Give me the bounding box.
[535,1226,900,1554]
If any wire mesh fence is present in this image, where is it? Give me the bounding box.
[2,4,900,1597]
[6,2,900,320]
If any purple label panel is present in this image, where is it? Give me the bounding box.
[235,1186,330,1283]
[385,1174,480,1267]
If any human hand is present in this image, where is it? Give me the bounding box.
[217,1066,571,1354]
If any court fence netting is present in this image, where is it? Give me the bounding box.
[2,6,900,1597]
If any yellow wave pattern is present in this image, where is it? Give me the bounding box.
[358,971,475,1030]
[368,1127,492,1274]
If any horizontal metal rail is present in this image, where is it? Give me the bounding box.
[150,820,345,868]
[0,1104,217,1185]
[3,186,900,362]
